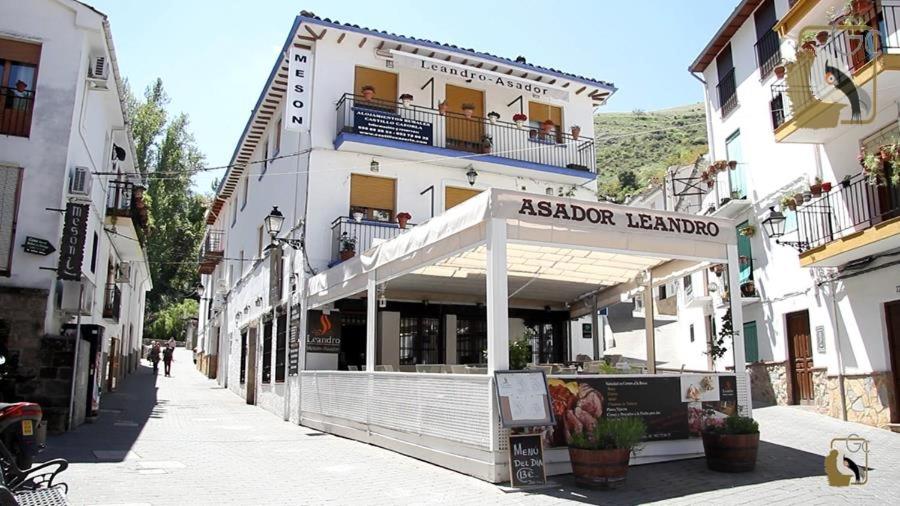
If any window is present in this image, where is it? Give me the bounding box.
[743,321,759,363]
[0,38,41,137]
[736,220,755,290]
[725,130,747,199]
[90,232,98,274]
[241,174,249,210]
[350,174,395,222]
[0,166,23,276]
[273,119,282,156]
[275,310,287,382]
[445,187,481,210]
[689,324,695,343]
[354,66,398,107]
[658,285,668,300]
[528,101,563,131]
[399,316,441,365]
[456,318,486,364]
[683,275,693,298]
[239,330,248,384]
[753,0,780,77]
[715,45,738,117]
[260,138,269,180]
[261,317,272,384]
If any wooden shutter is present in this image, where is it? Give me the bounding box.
[528,101,563,127]
[354,66,398,103]
[350,174,395,212]
[0,166,23,275]
[0,39,41,65]
[445,187,481,210]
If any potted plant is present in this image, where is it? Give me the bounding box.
[702,414,760,472]
[740,280,756,297]
[731,190,742,200]
[816,30,830,44]
[570,125,582,140]
[739,255,750,267]
[461,103,476,118]
[781,195,797,211]
[710,264,725,276]
[438,100,448,115]
[822,181,833,192]
[793,192,805,206]
[739,224,756,237]
[487,111,500,124]
[352,211,364,222]
[396,212,412,229]
[512,113,527,128]
[774,62,786,80]
[361,85,376,101]
[799,32,818,54]
[540,119,555,135]
[802,190,812,202]
[727,160,738,171]
[810,177,823,197]
[339,233,357,261]
[841,174,853,188]
[399,93,413,107]
[567,416,646,489]
[480,134,493,154]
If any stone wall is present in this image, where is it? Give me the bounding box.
[747,361,788,407]
[815,372,895,428]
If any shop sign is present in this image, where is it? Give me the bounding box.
[306,310,341,353]
[23,236,55,256]
[541,375,737,447]
[288,306,301,375]
[284,46,313,131]
[581,323,592,339]
[57,203,89,281]
[353,107,433,145]
[508,434,546,487]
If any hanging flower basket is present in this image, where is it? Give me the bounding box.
[512,113,527,128]
[487,111,500,124]
[399,93,413,106]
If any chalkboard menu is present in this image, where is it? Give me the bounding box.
[508,434,546,487]
[353,107,433,145]
[494,370,555,428]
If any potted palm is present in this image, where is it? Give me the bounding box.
[512,113,528,128]
[339,233,357,261]
[567,417,646,489]
[702,414,760,472]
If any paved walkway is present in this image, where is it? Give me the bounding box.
[44,349,899,505]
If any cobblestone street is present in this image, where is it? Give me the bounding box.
[44,350,900,506]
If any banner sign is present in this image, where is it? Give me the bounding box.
[508,434,546,487]
[353,107,433,145]
[57,203,89,281]
[288,306,300,376]
[494,370,555,428]
[541,374,737,447]
[23,236,55,256]
[284,46,313,131]
[391,50,570,101]
[269,246,283,307]
[306,310,341,353]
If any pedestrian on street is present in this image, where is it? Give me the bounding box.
[148,341,161,375]
[163,345,174,377]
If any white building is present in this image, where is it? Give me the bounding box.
[195,12,614,415]
[623,0,900,429]
[0,0,151,431]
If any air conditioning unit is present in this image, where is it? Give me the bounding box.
[68,166,91,196]
[116,262,132,284]
[59,279,95,315]
[88,54,109,81]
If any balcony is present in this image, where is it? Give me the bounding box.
[330,216,412,264]
[715,69,738,118]
[334,94,595,180]
[755,29,782,79]
[106,180,149,228]
[199,230,225,275]
[795,172,900,266]
[771,2,900,142]
[103,283,121,320]
[0,87,34,137]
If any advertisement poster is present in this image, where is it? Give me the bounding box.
[306,310,341,353]
[543,375,737,448]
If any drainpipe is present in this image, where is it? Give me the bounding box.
[829,279,848,421]
[690,71,716,162]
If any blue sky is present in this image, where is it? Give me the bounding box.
[89,0,736,193]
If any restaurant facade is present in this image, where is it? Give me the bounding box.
[196,12,752,481]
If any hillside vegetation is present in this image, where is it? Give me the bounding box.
[594,103,708,202]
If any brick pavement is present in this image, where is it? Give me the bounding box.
[42,349,900,505]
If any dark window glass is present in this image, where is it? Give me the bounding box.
[399,316,442,365]
[262,318,273,384]
[239,330,247,383]
[456,317,486,364]
[275,311,287,382]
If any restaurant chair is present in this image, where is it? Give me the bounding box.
[348,365,359,371]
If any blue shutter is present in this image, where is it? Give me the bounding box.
[743,321,759,363]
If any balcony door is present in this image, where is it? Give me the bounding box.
[350,174,395,222]
[354,66,397,108]
[444,187,481,210]
[445,84,483,152]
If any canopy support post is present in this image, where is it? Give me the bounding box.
[643,271,656,374]
[726,244,750,416]
[486,219,509,372]
[591,296,600,360]
[366,270,377,372]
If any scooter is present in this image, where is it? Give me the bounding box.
[0,402,68,493]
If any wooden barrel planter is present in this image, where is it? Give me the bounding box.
[701,432,759,472]
[568,447,631,489]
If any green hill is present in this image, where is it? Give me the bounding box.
[594,103,708,202]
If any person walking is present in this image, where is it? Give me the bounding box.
[163,344,174,377]
[148,341,161,375]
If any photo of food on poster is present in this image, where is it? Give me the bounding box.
[542,375,737,448]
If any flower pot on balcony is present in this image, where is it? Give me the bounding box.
[803,191,812,202]
[396,212,411,229]
[352,212,364,222]
[487,111,500,124]
[816,31,830,44]
[794,193,804,206]
[438,101,448,115]
[774,65,786,79]
[728,160,738,170]
[740,280,756,298]
[841,175,852,188]
[540,120,554,135]
[822,182,833,192]
[461,103,475,118]
[571,125,581,140]
[340,249,355,261]
[851,0,873,14]
[361,85,375,101]
[399,93,413,107]
[512,113,527,128]
[810,183,823,197]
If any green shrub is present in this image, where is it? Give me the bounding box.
[708,415,759,435]
[569,417,646,451]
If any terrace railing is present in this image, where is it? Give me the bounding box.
[335,94,595,173]
[330,216,413,262]
[0,87,34,137]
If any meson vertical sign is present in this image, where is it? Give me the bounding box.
[284,46,313,132]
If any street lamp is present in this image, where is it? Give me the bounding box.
[466,166,478,186]
[370,159,380,173]
[761,206,809,252]
[264,206,302,250]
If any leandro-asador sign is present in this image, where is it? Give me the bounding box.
[517,198,722,238]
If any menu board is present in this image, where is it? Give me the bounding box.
[494,371,555,428]
[541,375,737,448]
[508,434,546,487]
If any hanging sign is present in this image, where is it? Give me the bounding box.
[494,370,555,428]
[288,306,300,376]
[352,107,433,145]
[57,203,89,281]
[306,310,341,353]
[284,46,313,131]
[508,434,547,487]
[23,236,55,256]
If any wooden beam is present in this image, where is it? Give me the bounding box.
[318,28,327,40]
[536,76,543,82]
[445,54,452,61]
[575,86,586,95]
[476,62,483,68]
[292,43,312,49]
[460,59,468,65]
[358,36,367,48]
[429,51,435,57]
[376,41,384,50]
[561,82,570,88]
[412,48,418,54]
[491,65,498,71]
[298,35,316,42]
[337,33,345,44]
[304,25,321,39]
[505,69,513,75]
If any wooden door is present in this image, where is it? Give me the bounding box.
[786,310,814,404]
[885,300,900,423]
[445,85,484,151]
[246,327,258,405]
[354,66,398,108]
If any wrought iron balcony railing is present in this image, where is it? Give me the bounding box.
[330,216,414,263]
[0,87,34,137]
[103,283,121,320]
[335,93,595,173]
[199,230,225,275]
[754,29,781,78]
[716,69,738,118]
